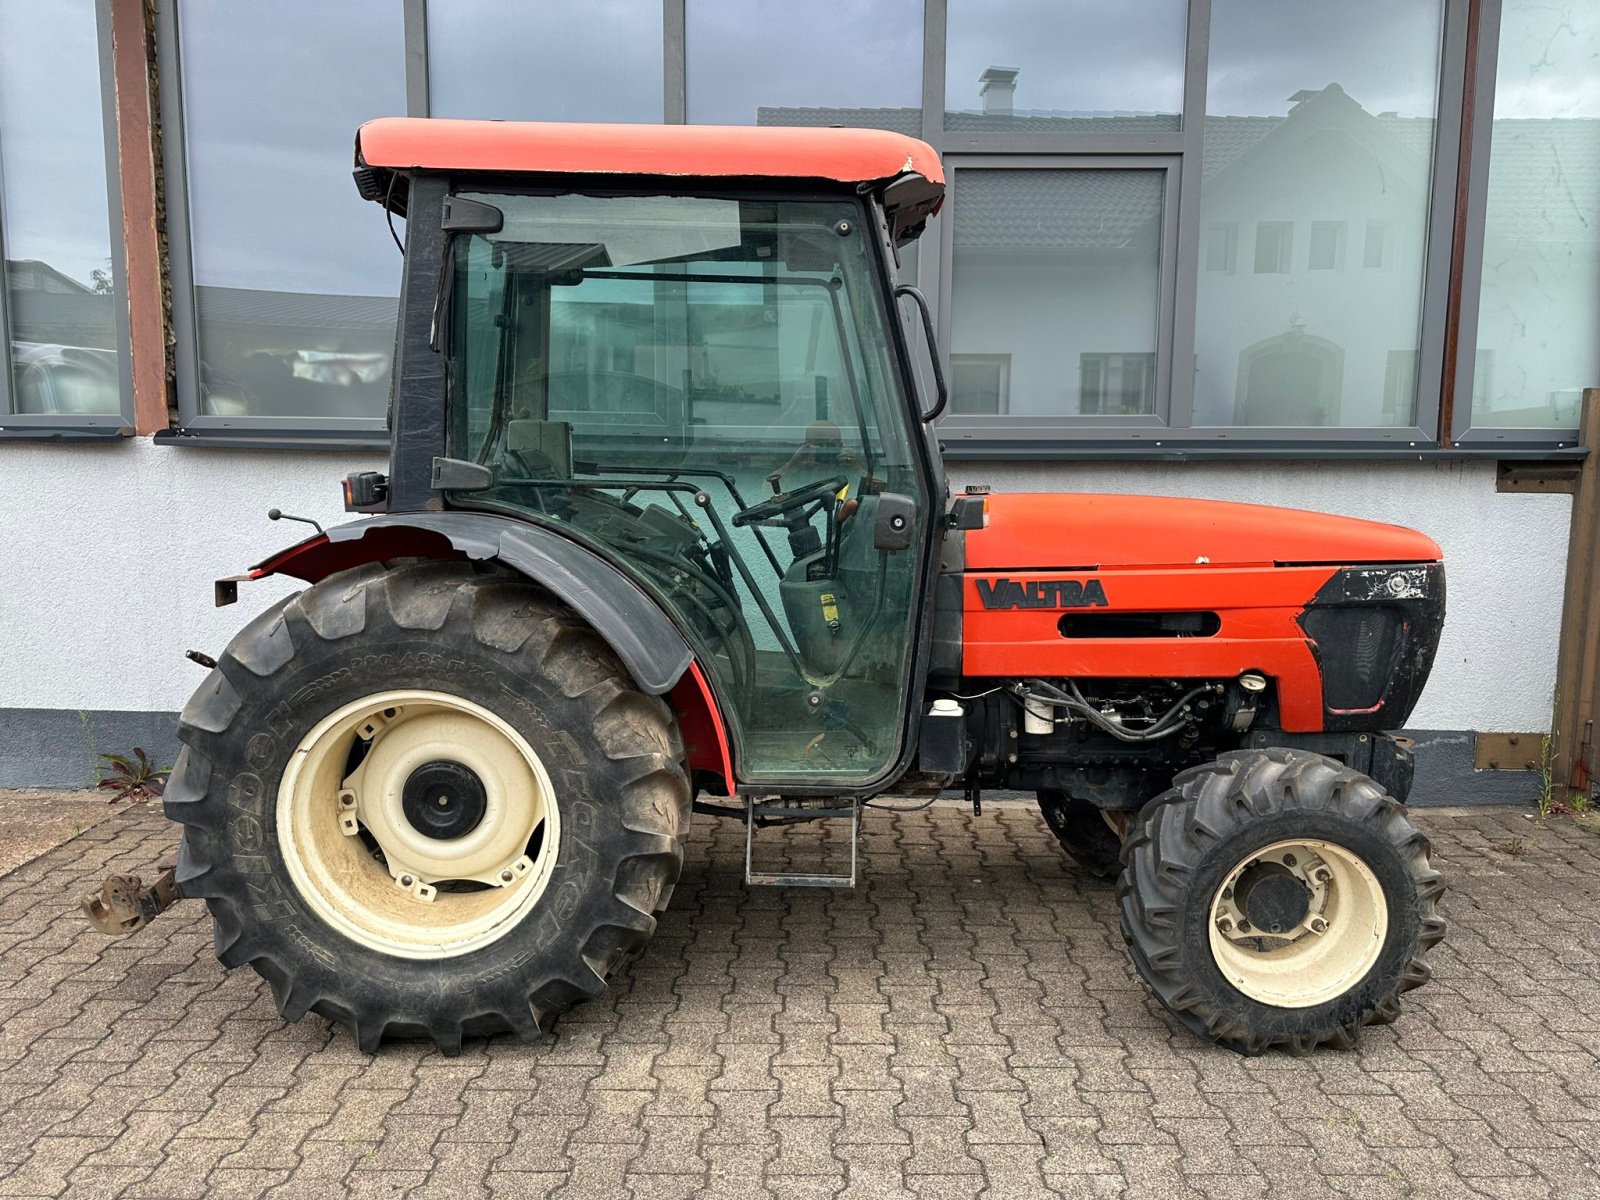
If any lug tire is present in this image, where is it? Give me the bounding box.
[1118,748,1445,1055]
[165,560,691,1055]
[1037,789,1123,880]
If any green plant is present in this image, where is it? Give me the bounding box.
[97,748,170,803]
[1574,812,1600,835]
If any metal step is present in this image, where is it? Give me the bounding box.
[744,797,859,888]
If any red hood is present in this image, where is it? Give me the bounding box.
[963,493,1441,571]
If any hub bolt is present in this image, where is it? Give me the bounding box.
[501,869,514,883]
[1311,918,1327,933]
[1314,867,1332,884]
[1237,921,1252,933]
[1216,916,1233,933]
[400,875,414,888]
[1282,853,1297,867]
[1221,887,1233,901]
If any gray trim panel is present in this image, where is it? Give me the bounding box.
[293,513,695,696]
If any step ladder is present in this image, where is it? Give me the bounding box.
[744,797,859,888]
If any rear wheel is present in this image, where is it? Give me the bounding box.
[1118,748,1444,1054]
[166,560,690,1054]
[1037,789,1124,880]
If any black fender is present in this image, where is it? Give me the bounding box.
[238,512,693,696]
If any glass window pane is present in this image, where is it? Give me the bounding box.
[688,0,922,132]
[177,1,404,420]
[1192,0,1443,429]
[945,0,1186,133]
[949,169,1164,418]
[1469,0,1600,429]
[429,2,662,123]
[0,0,120,416]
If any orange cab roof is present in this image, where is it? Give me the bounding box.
[355,117,944,188]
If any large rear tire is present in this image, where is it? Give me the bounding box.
[1118,748,1444,1055]
[166,560,690,1054]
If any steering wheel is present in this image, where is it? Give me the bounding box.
[731,475,848,528]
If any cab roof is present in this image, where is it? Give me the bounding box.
[353,118,945,242]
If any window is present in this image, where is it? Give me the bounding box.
[1205,224,1237,274]
[165,1,406,427]
[1309,221,1345,270]
[947,167,1167,421]
[0,0,125,426]
[945,0,1187,133]
[1467,0,1599,431]
[1081,353,1156,415]
[1193,0,1444,430]
[951,355,1010,414]
[1253,223,1293,274]
[429,2,662,123]
[1362,220,1389,269]
[688,0,922,131]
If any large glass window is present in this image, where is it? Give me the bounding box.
[944,0,1186,133]
[173,1,405,422]
[428,2,662,123]
[947,168,1165,419]
[1191,0,1444,429]
[687,0,922,132]
[446,190,931,784]
[0,0,121,418]
[1469,0,1599,430]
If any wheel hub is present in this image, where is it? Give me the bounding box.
[1232,861,1311,935]
[401,760,487,840]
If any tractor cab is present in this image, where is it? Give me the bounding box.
[358,120,949,789]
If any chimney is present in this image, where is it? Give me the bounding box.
[979,67,1019,116]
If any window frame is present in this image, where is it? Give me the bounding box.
[0,0,132,437]
[155,0,419,444]
[144,0,1580,455]
[1447,0,1585,449]
[930,154,1180,442]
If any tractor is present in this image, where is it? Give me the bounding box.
[96,119,1447,1056]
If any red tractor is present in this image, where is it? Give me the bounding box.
[131,120,1446,1055]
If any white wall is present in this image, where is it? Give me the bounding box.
[0,438,1570,733]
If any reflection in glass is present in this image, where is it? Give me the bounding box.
[428,1,661,123]
[1470,0,1599,429]
[1192,0,1443,428]
[0,0,119,415]
[446,191,930,784]
[948,169,1163,418]
[177,1,404,420]
[945,0,1185,133]
[688,0,922,132]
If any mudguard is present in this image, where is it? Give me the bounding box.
[240,512,694,696]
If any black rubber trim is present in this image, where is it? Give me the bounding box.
[278,513,693,696]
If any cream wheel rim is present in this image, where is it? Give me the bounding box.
[1207,838,1387,1008]
[278,689,560,959]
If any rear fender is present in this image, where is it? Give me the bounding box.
[237,512,695,696]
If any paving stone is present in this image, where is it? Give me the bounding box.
[0,803,1595,1199]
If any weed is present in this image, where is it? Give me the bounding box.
[1493,837,1526,857]
[96,748,171,804]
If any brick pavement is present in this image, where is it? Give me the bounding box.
[0,801,1597,1199]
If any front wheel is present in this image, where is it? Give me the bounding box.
[1118,748,1445,1054]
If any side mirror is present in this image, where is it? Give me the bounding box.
[873,493,917,552]
[894,284,948,422]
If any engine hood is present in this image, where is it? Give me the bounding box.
[962,493,1441,571]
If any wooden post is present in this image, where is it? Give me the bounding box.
[1550,389,1600,805]
[109,0,168,436]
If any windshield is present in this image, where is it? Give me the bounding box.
[445,190,931,786]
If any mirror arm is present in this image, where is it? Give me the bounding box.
[894,284,948,422]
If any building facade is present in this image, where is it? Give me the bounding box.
[1,0,1595,798]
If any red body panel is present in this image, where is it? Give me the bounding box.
[356,118,944,189]
[670,662,735,795]
[965,493,1441,570]
[960,494,1444,734]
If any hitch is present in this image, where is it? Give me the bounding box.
[81,863,183,936]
